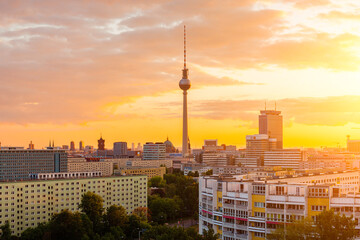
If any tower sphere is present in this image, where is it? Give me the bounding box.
[179,78,191,91]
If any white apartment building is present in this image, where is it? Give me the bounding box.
[199,171,360,240]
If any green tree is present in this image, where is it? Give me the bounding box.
[20,222,50,240]
[201,228,219,240]
[268,210,358,240]
[204,169,213,176]
[194,171,199,177]
[0,221,12,240]
[149,196,180,224]
[49,210,89,240]
[104,205,128,230]
[79,191,104,232]
[148,176,166,188]
[316,209,357,240]
[133,207,150,222]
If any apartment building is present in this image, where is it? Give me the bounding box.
[0,175,147,236]
[199,171,360,240]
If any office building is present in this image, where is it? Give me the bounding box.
[347,135,360,153]
[70,141,75,151]
[67,158,113,176]
[202,152,228,166]
[259,109,283,149]
[116,166,166,179]
[0,175,147,236]
[199,171,360,240]
[79,141,84,151]
[108,159,172,169]
[0,149,67,180]
[113,142,128,157]
[263,149,305,170]
[143,142,166,160]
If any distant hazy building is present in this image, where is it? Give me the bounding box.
[347,136,360,153]
[0,149,67,180]
[70,141,75,151]
[84,145,94,153]
[28,141,34,150]
[116,166,166,179]
[164,137,177,153]
[143,142,166,160]
[67,158,113,176]
[259,109,283,149]
[113,142,128,157]
[244,134,277,166]
[263,149,304,169]
[98,136,105,150]
[202,152,227,166]
[79,141,84,151]
[62,145,69,150]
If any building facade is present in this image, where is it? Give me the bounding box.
[259,110,283,149]
[0,149,67,181]
[143,142,166,160]
[67,158,113,176]
[0,175,147,236]
[116,166,166,179]
[113,142,128,157]
[199,171,360,240]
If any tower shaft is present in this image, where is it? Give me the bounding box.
[182,90,188,157]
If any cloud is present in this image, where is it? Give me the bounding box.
[0,0,358,126]
[192,96,360,127]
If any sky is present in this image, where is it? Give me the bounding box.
[1,0,360,149]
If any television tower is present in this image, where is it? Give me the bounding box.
[179,25,191,157]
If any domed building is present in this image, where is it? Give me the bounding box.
[164,137,177,153]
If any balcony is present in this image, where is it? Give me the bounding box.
[266,208,285,214]
[223,231,235,237]
[235,233,248,240]
[223,221,235,228]
[235,224,248,231]
[235,204,247,210]
[223,203,235,209]
[286,208,305,214]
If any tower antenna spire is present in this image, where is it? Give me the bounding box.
[184,25,186,69]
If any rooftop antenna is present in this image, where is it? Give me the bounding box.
[182,25,188,79]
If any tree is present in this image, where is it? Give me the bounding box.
[204,169,213,176]
[79,192,104,232]
[21,223,50,240]
[201,228,219,240]
[316,209,357,240]
[268,210,358,240]
[49,210,89,240]
[0,221,12,240]
[104,205,128,230]
[194,171,199,177]
[149,196,180,224]
[133,207,150,222]
[148,176,166,188]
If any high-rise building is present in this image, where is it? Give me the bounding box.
[179,25,191,157]
[79,141,84,151]
[347,135,360,153]
[70,141,75,151]
[0,149,67,180]
[113,142,128,157]
[131,143,135,151]
[28,141,34,150]
[143,142,166,160]
[263,149,305,169]
[98,136,105,150]
[259,109,283,149]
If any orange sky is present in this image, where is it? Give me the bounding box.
[1,0,360,149]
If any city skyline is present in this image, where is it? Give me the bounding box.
[2,1,360,148]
